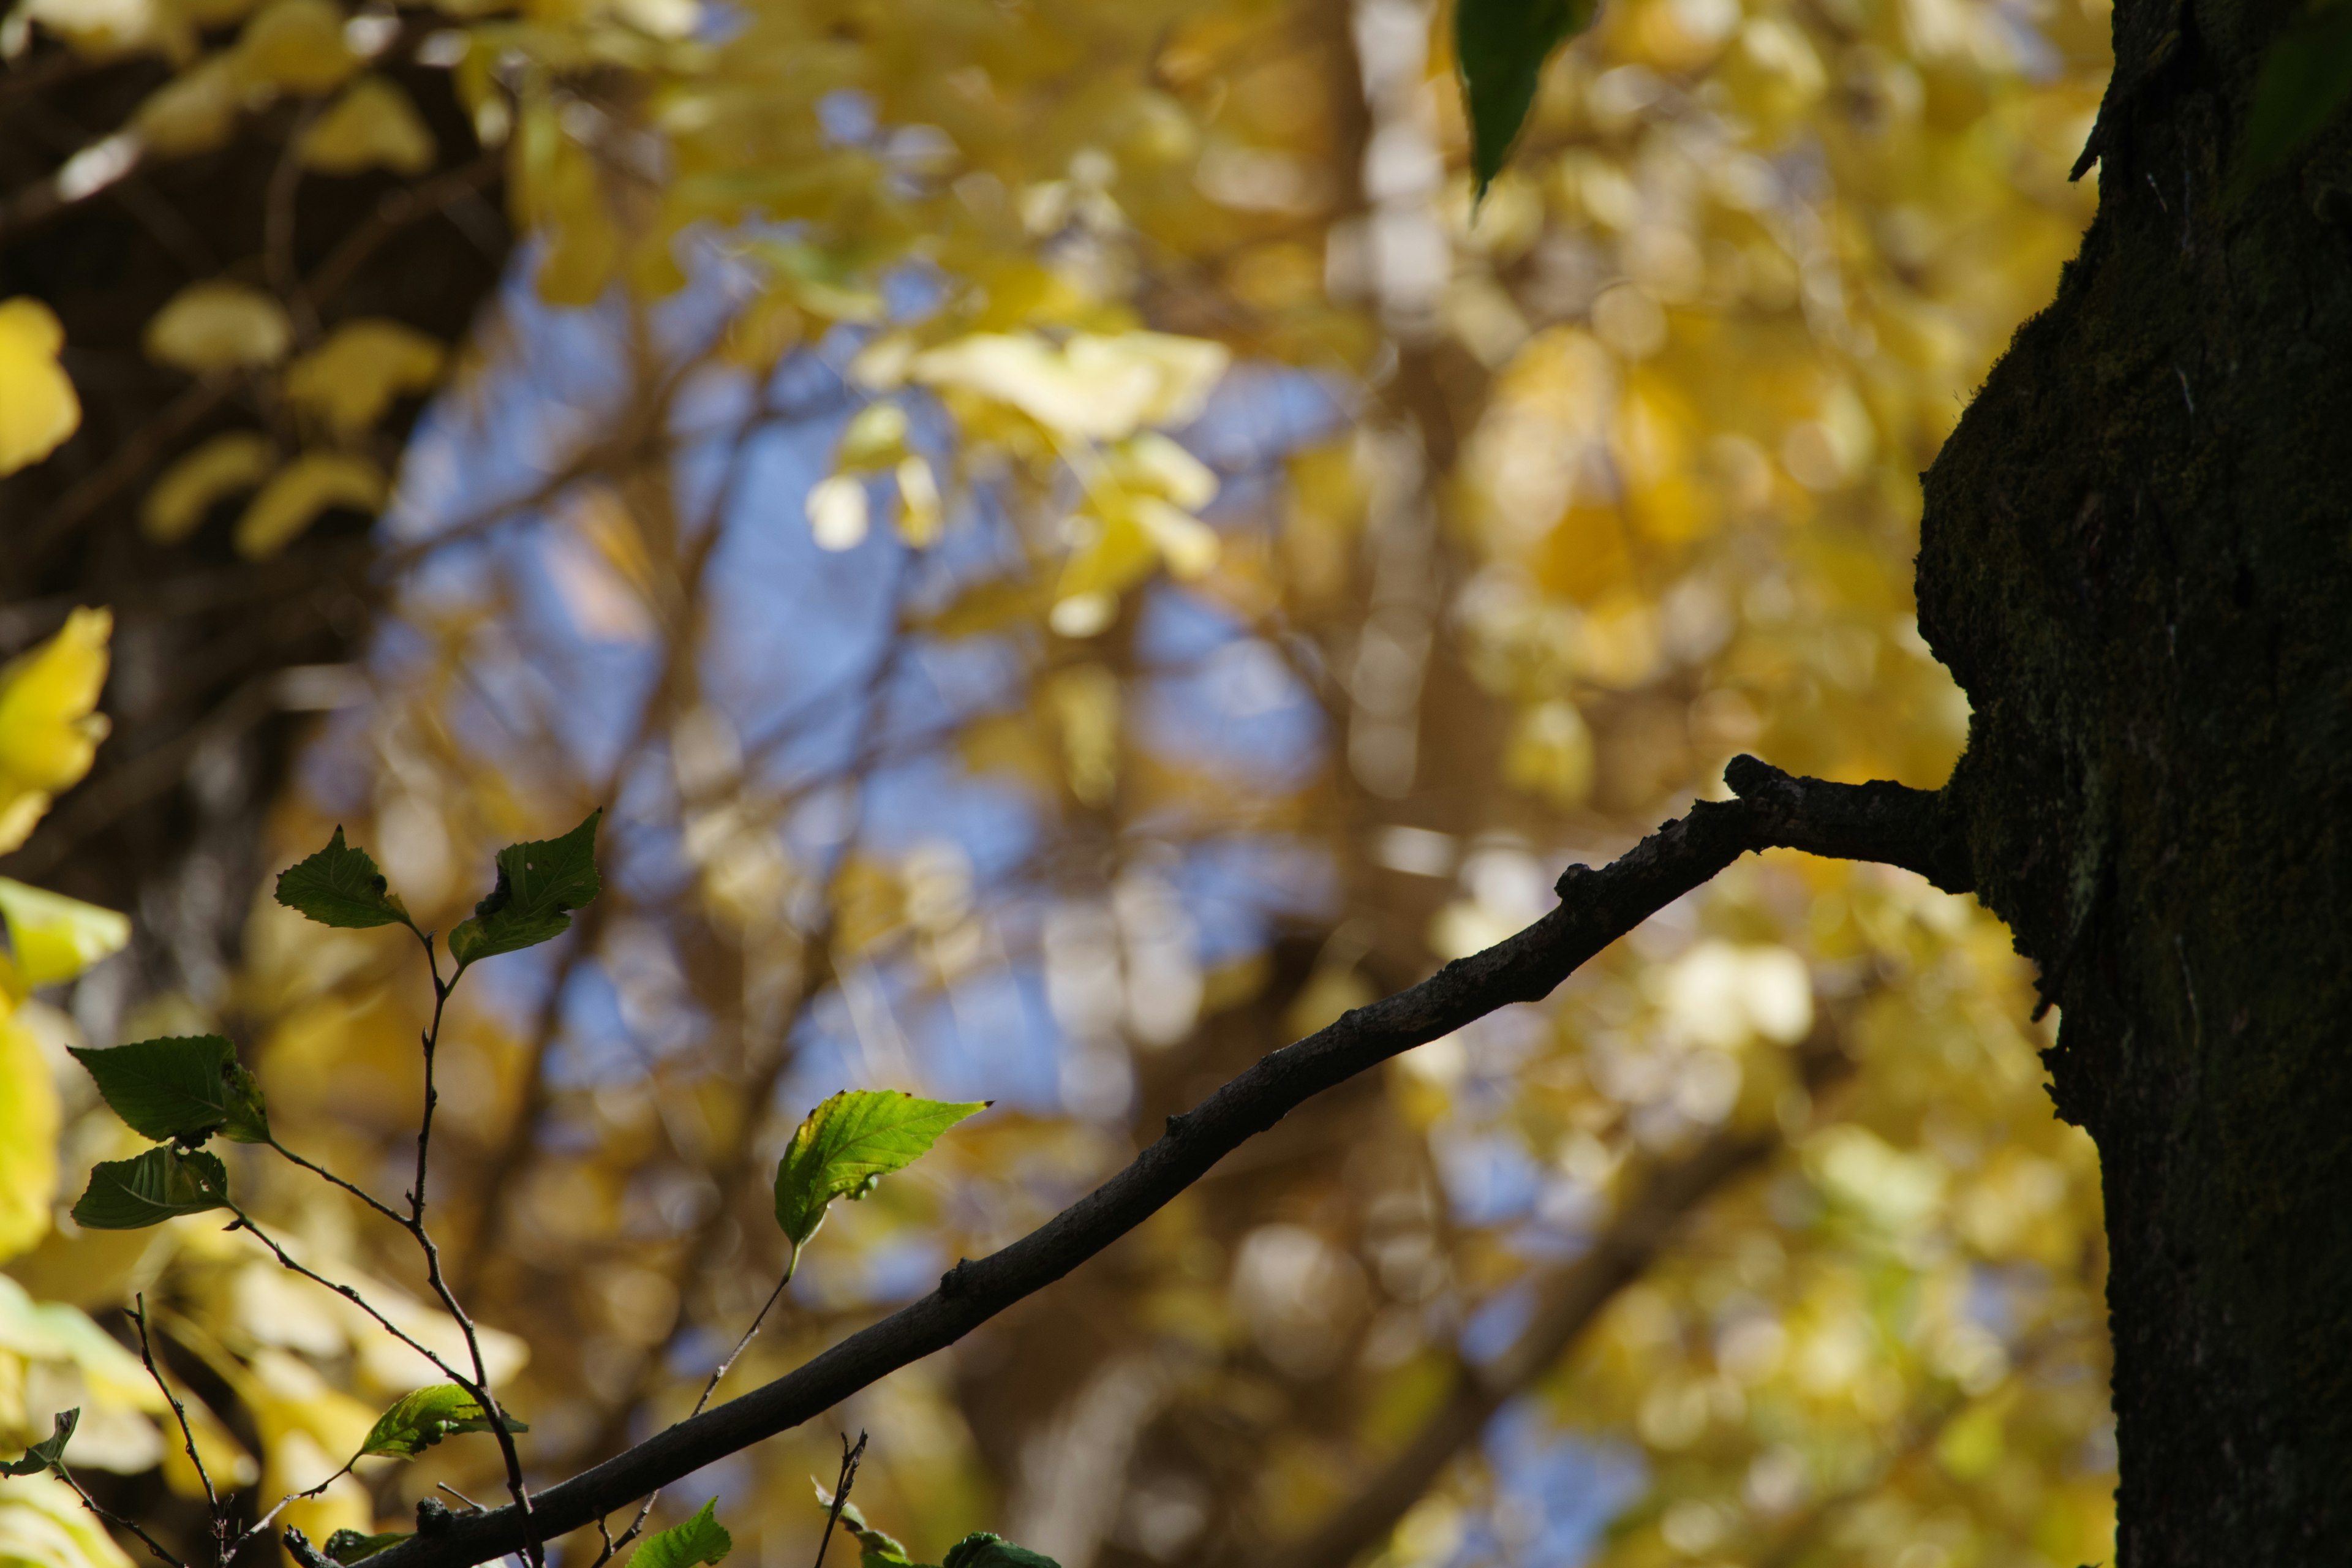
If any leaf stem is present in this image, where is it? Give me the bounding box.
[810,1432,867,1568]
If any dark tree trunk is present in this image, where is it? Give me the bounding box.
[1917,0,2352,1558]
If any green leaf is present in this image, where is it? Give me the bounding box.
[447,810,603,967]
[323,1531,412,1566]
[71,1147,230,1229]
[2242,3,2352,184]
[940,1534,1060,1568]
[68,1035,269,1145]
[812,1485,922,1568]
[1455,0,1597,200]
[629,1499,733,1568]
[359,1384,527,1458]
[772,1090,988,1250]
[0,1409,78,1476]
[274,827,413,930]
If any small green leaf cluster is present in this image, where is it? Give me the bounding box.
[360,1384,529,1460]
[0,1409,77,1477]
[812,1488,1062,1568]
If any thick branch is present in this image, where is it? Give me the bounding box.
[363,757,1966,1568]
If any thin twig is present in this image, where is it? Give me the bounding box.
[129,1294,219,1516]
[270,1138,412,1229]
[810,1433,867,1568]
[55,1464,190,1568]
[227,1205,474,1390]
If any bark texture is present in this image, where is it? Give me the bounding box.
[1917,0,2352,1558]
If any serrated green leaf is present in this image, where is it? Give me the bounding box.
[1456,0,1597,200]
[772,1090,988,1250]
[274,827,413,930]
[70,1147,229,1229]
[940,1534,1060,1568]
[323,1531,412,1565]
[447,810,602,966]
[0,1408,78,1476]
[68,1035,269,1145]
[360,1384,527,1458]
[629,1499,732,1568]
[2242,4,2352,184]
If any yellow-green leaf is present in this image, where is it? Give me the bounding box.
[0,606,111,856]
[144,281,293,374]
[284,318,445,439]
[141,432,279,544]
[0,297,80,477]
[233,451,385,558]
[300,75,437,176]
[0,877,129,995]
[772,1090,987,1250]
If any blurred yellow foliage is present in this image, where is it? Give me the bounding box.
[0,301,78,479]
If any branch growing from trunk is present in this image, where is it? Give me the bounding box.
[361,757,1967,1568]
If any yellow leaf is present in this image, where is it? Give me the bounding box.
[233,452,385,557]
[18,0,168,57]
[283,318,444,439]
[237,0,356,94]
[894,455,942,546]
[298,75,437,176]
[132,55,243,157]
[1049,664,1121,806]
[1055,511,1158,601]
[0,880,129,995]
[1131,496,1219,580]
[806,474,870,551]
[837,402,909,472]
[144,281,292,374]
[0,1012,59,1264]
[1502,698,1595,808]
[0,298,80,478]
[0,607,111,855]
[1110,432,1219,511]
[141,431,278,543]
[911,331,1230,440]
[0,1471,134,1568]
[533,140,621,307]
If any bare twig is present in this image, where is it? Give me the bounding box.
[129,1295,219,1518]
[811,1433,868,1568]
[363,757,1972,1568]
[54,1463,190,1568]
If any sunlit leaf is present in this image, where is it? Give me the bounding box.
[70,1146,230,1229]
[300,76,437,176]
[448,810,603,966]
[233,451,386,559]
[283,319,445,439]
[0,878,129,995]
[0,1012,60,1261]
[772,1090,987,1249]
[1456,0,1598,199]
[0,1409,78,1477]
[144,281,293,374]
[141,432,278,544]
[68,1035,269,1145]
[0,297,80,477]
[274,826,411,930]
[628,1499,731,1568]
[359,1384,527,1459]
[239,0,358,94]
[0,606,111,856]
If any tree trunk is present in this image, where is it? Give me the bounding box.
[1917,0,2352,1558]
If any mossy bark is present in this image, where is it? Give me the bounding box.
[1917,0,2352,1556]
